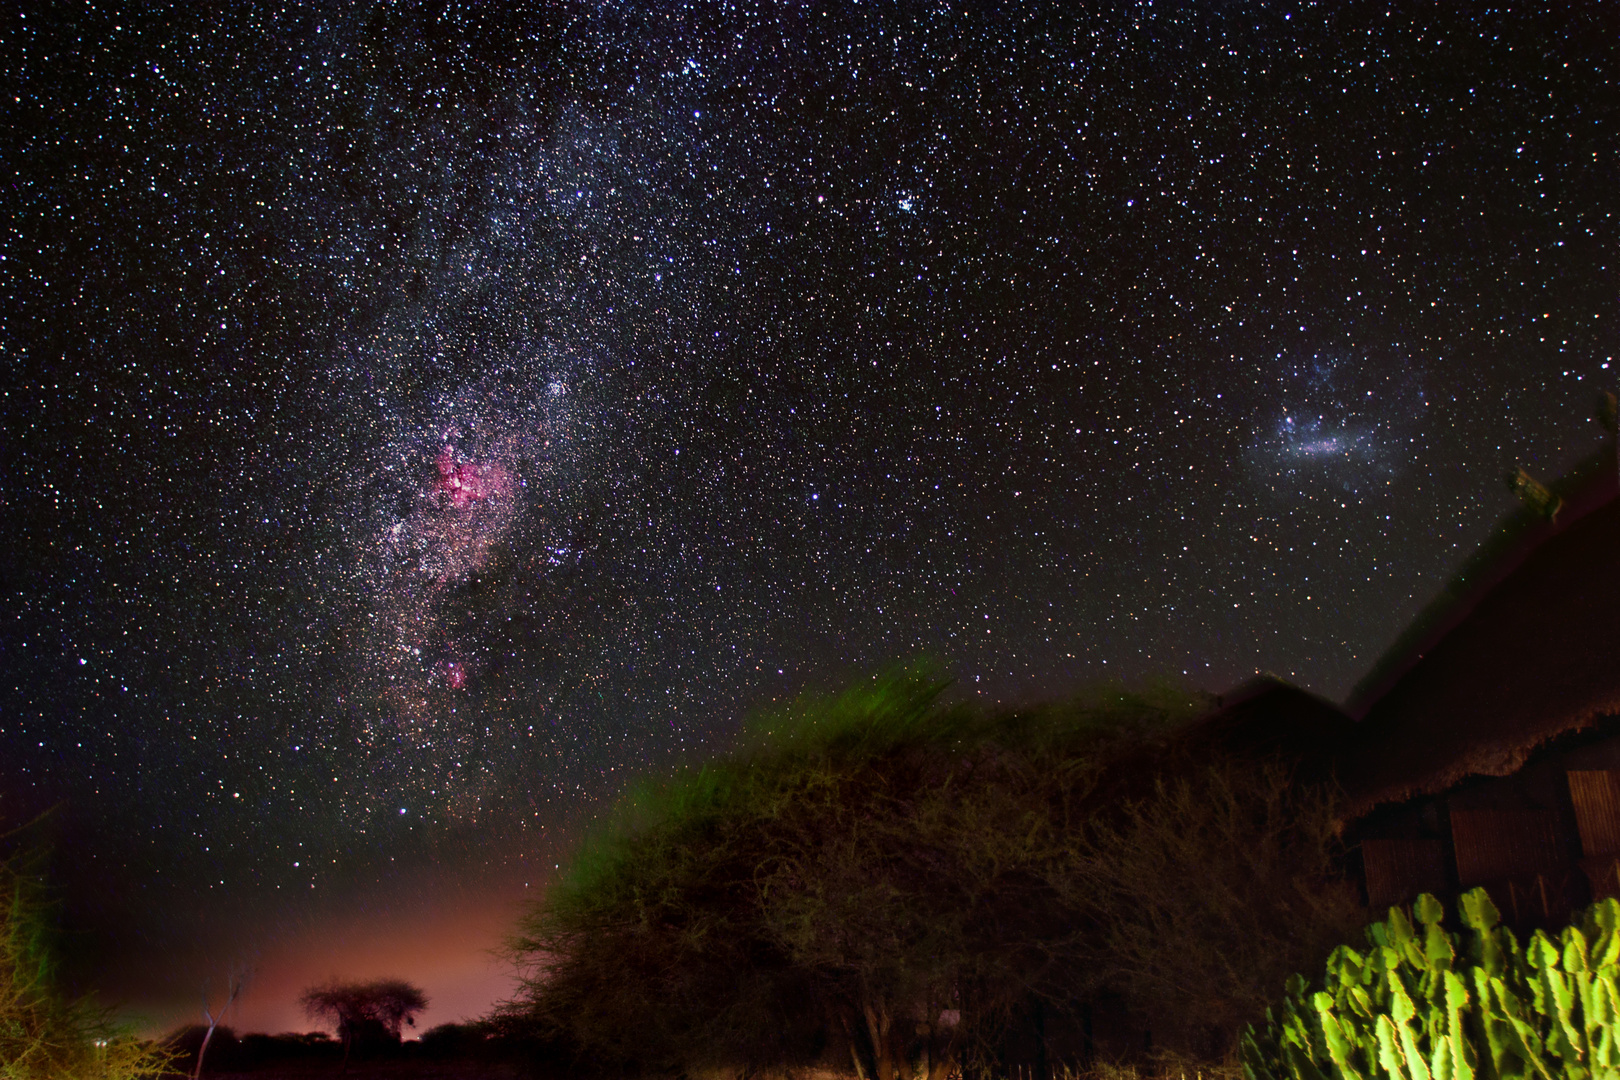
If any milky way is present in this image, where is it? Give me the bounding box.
[1,1,1614,1007]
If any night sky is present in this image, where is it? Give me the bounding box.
[3,0,1615,1033]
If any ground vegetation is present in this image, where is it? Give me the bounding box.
[1244,888,1620,1080]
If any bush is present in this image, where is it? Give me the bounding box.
[1243,888,1620,1080]
[0,835,173,1080]
[1066,756,1365,1058]
[419,1021,490,1059]
[504,671,1355,1076]
[235,1030,339,1068]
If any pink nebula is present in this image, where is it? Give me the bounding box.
[444,661,467,690]
[435,444,513,509]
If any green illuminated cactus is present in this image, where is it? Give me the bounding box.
[1242,889,1620,1080]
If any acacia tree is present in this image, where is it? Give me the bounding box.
[505,673,1195,1076]
[504,757,822,1074]
[749,712,1090,1080]
[502,676,950,1075]
[299,979,427,1072]
[1054,756,1363,1057]
[502,671,1360,1076]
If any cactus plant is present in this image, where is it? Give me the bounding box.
[1241,888,1620,1080]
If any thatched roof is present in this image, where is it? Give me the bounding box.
[1185,675,1353,776]
[1339,483,1620,818]
[1347,447,1619,712]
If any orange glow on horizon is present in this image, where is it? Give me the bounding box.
[136,881,538,1038]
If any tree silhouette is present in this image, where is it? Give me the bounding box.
[299,979,427,1072]
[502,671,1361,1075]
[503,673,1160,1075]
[191,966,248,1080]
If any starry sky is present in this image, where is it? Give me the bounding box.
[2,0,1615,1033]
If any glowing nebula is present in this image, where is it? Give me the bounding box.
[436,443,513,509]
[352,427,531,754]
[332,367,581,811]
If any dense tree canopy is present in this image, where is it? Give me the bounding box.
[503,671,1361,1077]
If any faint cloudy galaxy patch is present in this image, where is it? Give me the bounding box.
[1248,354,1429,493]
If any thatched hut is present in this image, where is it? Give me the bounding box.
[1335,453,1620,926]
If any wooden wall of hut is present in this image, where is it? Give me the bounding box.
[1350,727,1620,930]
[1567,769,1620,900]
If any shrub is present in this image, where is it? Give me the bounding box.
[0,836,174,1080]
[503,670,1355,1075]
[1243,888,1620,1080]
[235,1030,338,1068]
[1065,756,1365,1058]
[419,1021,488,1059]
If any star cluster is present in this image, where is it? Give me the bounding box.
[1,1,1614,1006]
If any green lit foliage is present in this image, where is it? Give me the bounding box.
[1243,888,1620,1080]
[0,835,173,1080]
[505,671,989,1077]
